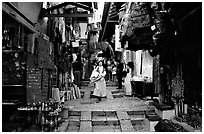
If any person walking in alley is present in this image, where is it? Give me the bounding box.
[90,60,107,103]
[116,60,123,89]
[124,62,134,96]
[106,60,112,81]
[112,61,117,83]
[72,58,83,89]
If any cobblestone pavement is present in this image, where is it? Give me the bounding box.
[59,84,154,132]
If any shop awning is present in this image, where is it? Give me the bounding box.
[2,2,37,33]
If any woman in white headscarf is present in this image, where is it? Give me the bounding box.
[124,62,134,96]
[90,60,107,103]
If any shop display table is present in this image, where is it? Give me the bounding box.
[131,81,154,99]
[17,107,39,124]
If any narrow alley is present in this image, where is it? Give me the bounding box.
[2,2,202,132]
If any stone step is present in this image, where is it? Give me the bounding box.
[129,115,145,120]
[79,121,92,132]
[116,111,130,120]
[127,110,145,115]
[81,81,117,86]
[92,116,107,122]
[68,111,81,116]
[68,120,80,126]
[106,116,119,122]
[92,111,117,116]
[68,116,81,122]
[119,120,135,132]
[92,120,108,126]
[67,124,79,132]
[92,125,117,132]
[80,111,92,121]
[112,92,125,98]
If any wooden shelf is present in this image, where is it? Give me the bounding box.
[2,49,24,54]
[2,85,24,87]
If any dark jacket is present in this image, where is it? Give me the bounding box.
[72,61,82,72]
[117,63,123,74]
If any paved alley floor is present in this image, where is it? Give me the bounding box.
[59,85,154,132]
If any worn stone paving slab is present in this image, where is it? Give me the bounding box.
[93,128,115,132]
[116,111,130,120]
[129,114,145,120]
[120,120,135,132]
[92,125,115,132]
[106,89,114,99]
[67,129,79,132]
[58,119,69,132]
[92,121,107,126]
[131,118,149,132]
[127,110,145,115]
[107,121,120,126]
[68,120,80,126]
[114,128,122,132]
[105,112,117,117]
[68,111,81,116]
[92,111,105,116]
[80,111,92,121]
[68,125,79,130]
[106,117,118,121]
[64,97,149,112]
[92,116,107,122]
[79,121,92,132]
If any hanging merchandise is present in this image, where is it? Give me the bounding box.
[120,2,154,51]
[151,2,175,53]
[153,11,174,40]
[59,17,66,43]
[126,2,152,36]
[79,23,87,39]
[120,14,129,37]
[135,50,143,76]
[73,23,81,40]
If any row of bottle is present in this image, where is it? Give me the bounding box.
[26,101,60,112]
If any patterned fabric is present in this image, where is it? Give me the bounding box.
[153,55,161,94]
[171,73,184,98]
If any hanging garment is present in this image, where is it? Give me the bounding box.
[141,50,153,78]
[124,68,132,95]
[135,50,143,76]
[73,23,81,40]
[92,66,107,97]
[59,17,66,43]
[52,88,60,102]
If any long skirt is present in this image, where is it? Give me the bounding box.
[93,78,107,97]
[124,72,132,95]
